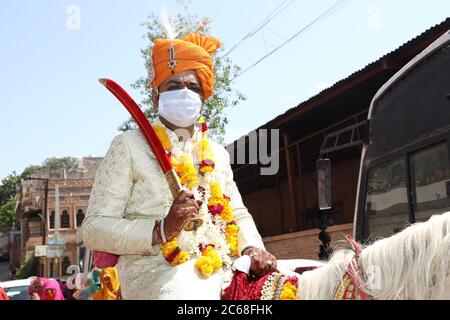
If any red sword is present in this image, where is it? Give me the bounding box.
[99,78,202,231]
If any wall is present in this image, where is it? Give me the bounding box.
[263,223,353,260]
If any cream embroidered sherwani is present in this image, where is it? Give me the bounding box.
[82,121,265,300]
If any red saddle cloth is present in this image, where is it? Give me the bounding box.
[222,271,273,300]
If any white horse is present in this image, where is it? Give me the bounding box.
[291,212,450,300]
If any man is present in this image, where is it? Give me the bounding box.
[82,32,276,299]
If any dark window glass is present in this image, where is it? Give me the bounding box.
[365,157,410,241]
[410,142,450,222]
[61,210,70,228]
[50,210,55,229]
[76,209,85,227]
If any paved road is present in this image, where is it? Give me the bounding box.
[0,261,11,282]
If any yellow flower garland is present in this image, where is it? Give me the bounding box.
[171,153,199,189]
[279,282,298,300]
[152,125,172,150]
[160,238,189,266]
[153,120,239,277]
[195,245,222,277]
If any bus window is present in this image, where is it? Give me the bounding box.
[410,142,450,222]
[365,157,410,241]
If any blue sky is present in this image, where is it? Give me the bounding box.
[1,0,449,178]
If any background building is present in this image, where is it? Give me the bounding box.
[227,19,450,260]
[14,157,102,278]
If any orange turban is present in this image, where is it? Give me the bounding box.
[151,33,221,100]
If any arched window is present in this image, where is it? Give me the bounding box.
[61,210,70,228]
[50,210,55,229]
[76,209,85,227]
[28,212,42,236]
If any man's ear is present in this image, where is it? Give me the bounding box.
[151,88,159,111]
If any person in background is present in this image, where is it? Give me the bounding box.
[92,268,120,300]
[29,277,47,300]
[41,279,65,300]
[73,268,102,300]
[0,285,10,300]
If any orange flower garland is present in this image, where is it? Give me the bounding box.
[153,119,239,277]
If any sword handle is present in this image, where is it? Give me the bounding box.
[165,169,203,231]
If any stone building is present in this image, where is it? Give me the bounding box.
[14,157,102,277]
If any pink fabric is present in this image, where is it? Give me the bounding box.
[28,277,49,300]
[42,279,65,300]
[93,251,119,268]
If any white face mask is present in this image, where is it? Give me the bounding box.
[158,88,203,128]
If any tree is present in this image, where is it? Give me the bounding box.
[0,196,18,229]
[21,157,79,179]
[20,165,42,180]
[14,256,39,280]
[0,172,20,207]
[119,6,245,142]
[41,157,78,171]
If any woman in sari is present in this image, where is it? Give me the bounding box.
[28,277,48,300]
[74,268,102,300]
[41,279,65,300]
[92,267,120,300]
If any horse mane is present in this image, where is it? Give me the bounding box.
[297,212,450,300]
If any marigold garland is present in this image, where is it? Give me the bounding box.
[279,277,298,300]
[161,238,189,266]
[208,183,234,223]
[171,153,199,189]
[225,224,239,256]
[195,118,215,174]
[152,124,172,150]
[195,245,223,277]
[153,119,239,277]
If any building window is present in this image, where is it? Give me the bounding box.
[62,256,71,276]
[76,209,85,227]
[50,210,55,229]
[28,212,42,236]
[61,210,70,228]
[410,142,450,222]
[365,157,410,241]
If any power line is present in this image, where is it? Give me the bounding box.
[222,0,295,58]
[232,0,352,81]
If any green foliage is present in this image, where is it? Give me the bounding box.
[21,157,78,179]
[0,196,19,229]
[14,256,39,280]
[20,165,42,180]
[119,9,246,142]
[41,157,78,171]
[0,172,20,206]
